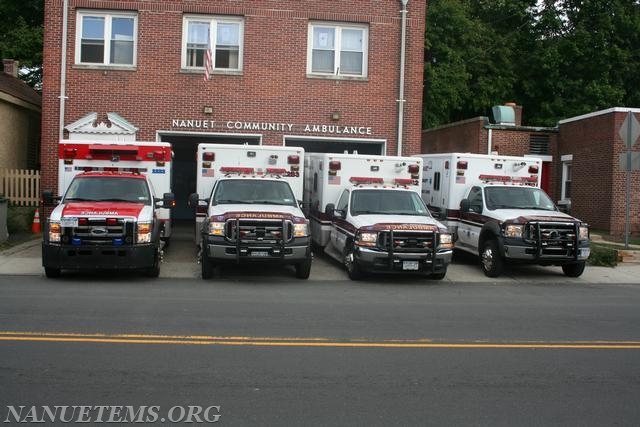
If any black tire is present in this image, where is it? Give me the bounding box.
[44,267,61,278]
[295,256,312,279]
[430,266,447,280]
[145,247,161,278]
[201,255,214,280]
[481,239,504,278]
[344,247,362,280]
[562,261,586,277]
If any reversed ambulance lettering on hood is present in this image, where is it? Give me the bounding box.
[372,223,438,231]
[79,211,119,216]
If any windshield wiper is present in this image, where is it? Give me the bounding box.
[63,197,96,202]
[252,200,292,206]
[520,206,554,210]
[214,199,252,204]
[97,198,138,202]
[353,210,386,215]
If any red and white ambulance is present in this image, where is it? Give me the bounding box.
[57,140,173,242]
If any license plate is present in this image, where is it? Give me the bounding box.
[60,217,78,228]
[252,251,269,257]
[403,260,419,270]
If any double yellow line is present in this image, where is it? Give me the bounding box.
[1,331,640,349]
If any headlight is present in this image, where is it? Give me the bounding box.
[356,232,377,247]
[579,225,589,241]
[293,223,309,238]
[439,233,454,249]
[137,222,152,243]
[208,221,225,236]
[504,224,524,238]
[49,222,61,243]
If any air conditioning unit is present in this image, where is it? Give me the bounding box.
[492,105,516,125]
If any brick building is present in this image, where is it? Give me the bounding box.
[42,0,426,218]
[422,105,640,237]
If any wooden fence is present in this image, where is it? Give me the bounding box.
[0,169,41,206]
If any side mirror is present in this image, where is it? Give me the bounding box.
[335,209,347,219]
[188,193,200,209]
[460,199,470,213]
[162,192,176,209]
[42,190,55,206]
[325,203,335,216]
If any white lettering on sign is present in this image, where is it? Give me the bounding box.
[171,119,216,129]
[303,124,372,135]
[171,119,373,135]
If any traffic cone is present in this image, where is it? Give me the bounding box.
[31,209,41,233]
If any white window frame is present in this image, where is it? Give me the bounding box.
[181,15,244,73]
[307,22,368,79]
[75,10,138,67]
[561,154,573,200]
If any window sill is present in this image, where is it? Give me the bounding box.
[306,74,368,82]
[73,64,137,72]
[180,68,243,76]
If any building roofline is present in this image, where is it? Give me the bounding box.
[558,107,640,125]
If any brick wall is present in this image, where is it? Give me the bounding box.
[421,117,485,154]
[559,110,640,236]
[41,0,426,194]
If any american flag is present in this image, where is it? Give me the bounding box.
[204,29,213,81]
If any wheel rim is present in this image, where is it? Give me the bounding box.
[482,247,494,272]
[344,250,355,273]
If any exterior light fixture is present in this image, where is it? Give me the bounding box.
[203,106,213,114]
[331,111,341,121]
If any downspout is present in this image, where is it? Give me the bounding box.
[59,0,69,142]
[397,0,409,156]
[487,128,493,155]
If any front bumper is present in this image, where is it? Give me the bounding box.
[42,242,157,271]
[503,239,590,263]
[354,246,453,275]
[203,235,311,265]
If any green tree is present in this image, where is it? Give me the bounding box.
[0,0,44,88]
[423,0,536,128]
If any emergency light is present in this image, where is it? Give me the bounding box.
[349,177,384,184]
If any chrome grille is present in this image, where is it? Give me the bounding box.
[377,231,435,253]
[527,222,578,256]
[62,218,136,245]
[225,219,293,243]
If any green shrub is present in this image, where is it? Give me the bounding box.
[7,205,36,233]
[588,244,618,267]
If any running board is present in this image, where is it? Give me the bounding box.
[323,243,342,264]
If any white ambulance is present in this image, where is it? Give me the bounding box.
[189,144,311,279]
[416,153,590,277]
[57,140,174,242]
[304,152,453,280]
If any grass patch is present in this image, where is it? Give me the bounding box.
[588,243,618,267]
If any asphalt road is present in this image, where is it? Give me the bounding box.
[1,275,639,426]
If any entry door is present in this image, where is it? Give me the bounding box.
[541,162,551,195]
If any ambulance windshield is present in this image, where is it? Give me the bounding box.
[64,176,151,204]
[212,179,297,207]
[484,186,556,211]
[351,189,428,216]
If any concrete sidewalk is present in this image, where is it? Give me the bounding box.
[0,234,638,283]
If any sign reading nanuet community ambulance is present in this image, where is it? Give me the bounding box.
[170,119,373,136]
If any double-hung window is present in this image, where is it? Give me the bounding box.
[308,23,368,78]
[182,16,243,72]
[561,155,573,200]
[75,10,137,66]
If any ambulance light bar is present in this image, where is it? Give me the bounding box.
[479,174,538,184]
[350,177,384,184]
[266,168,287,175]
[220,167,254,175]
[395,178,414,185]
